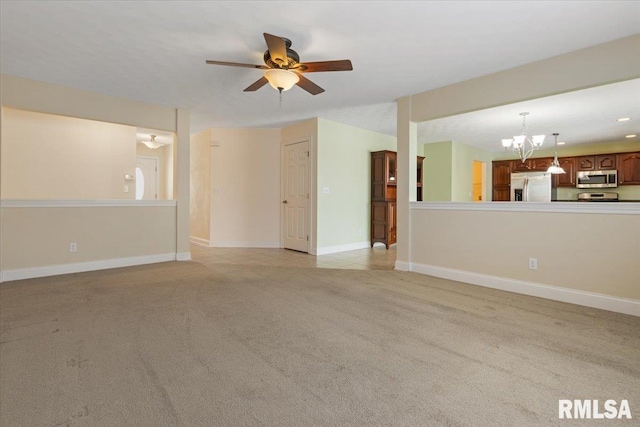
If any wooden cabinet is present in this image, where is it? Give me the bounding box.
[553,157,576,187]
[371,151,423,248]
[617,152,640,185]
[511,157,553,172]
[579,154,617,170]
[491,160,512,201]
[417,156,424,202]
[577,156,596,171]
[596,155,616,170]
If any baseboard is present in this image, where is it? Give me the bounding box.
[316,241,371,256]
[189,236,210,247]
[1,253,177,282]
[209,241,280,248]
[410,263,640,317]
[394,261,410,272]
[175,252,192,261]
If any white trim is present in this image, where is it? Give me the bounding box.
[189,236,211,247]
[394,261,410,272]
[410,263,640,317]
[1,253,176,282]
[175,252,192,261]
[209,241,280,248]
[316,241,371,256]
[410,201,640,215]
[1,199,177,208]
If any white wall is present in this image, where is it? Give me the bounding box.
[208,128,281,247]
[316,118,396,253]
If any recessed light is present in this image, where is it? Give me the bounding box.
[626,134,637,138]
[557,142,566,145]
[617,117,631,122]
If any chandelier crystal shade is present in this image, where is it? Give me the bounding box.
[501,112,545,162]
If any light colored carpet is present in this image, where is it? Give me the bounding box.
[1,261,638,426]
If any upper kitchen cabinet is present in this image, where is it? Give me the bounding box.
[577,155,616,171]
[617,152,640,185]
[511,157,553,172]
[553,157,576,187]
[596,154,616,170]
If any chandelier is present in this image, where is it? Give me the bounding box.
[501,112,545,162]
[546,133,566,174]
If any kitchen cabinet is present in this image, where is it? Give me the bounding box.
[596,155,616,170]
[617,152,640,185]
[492,160,512,201]
[553,157,576,187]
[577,156,596,171]
[511,157,553,172]
[370,151,423,248]
[576,155,615,171]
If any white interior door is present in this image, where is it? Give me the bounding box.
[283,141,309,252]
[135,156,158,200]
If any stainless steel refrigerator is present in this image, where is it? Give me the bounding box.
[510,172,552,202]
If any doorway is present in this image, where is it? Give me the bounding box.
[472,160,486,202]
[136,156,158,200]
[282,140,310,252]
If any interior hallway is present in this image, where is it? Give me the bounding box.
[191,244,397,270]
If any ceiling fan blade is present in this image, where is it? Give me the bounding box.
[206,60,268,69]
[263,33,288,66]
[243,76,269,92]
[297,60,353,73]
[296,74,325,95]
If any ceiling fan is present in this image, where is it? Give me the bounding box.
[206,33,353,95]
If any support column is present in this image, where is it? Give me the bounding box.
[176,108,191,260]
[396,96,417,271]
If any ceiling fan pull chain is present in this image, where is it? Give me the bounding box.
[279,88,283,107]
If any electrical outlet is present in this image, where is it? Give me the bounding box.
[124,184,129,193]
[528,257,538,270]
[70,242,77,253]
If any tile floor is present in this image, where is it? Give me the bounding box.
[191,244,396,270]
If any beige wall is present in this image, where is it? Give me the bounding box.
[316,118,396,250]
[1,205,176,270]
[411,208,640,301]
[189,129,211,242]
[208,128,281,247]
[2,108,136,199]
[0,75,190,278]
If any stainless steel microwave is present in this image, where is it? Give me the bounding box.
[576,170,618,188]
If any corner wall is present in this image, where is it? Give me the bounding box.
[396,35,640,314]
[316,118,396,253]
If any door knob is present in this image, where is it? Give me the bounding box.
[282,200,288,204]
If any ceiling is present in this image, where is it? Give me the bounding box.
[1,1,639,142]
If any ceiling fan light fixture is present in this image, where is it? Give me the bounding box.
[264,69,299,92]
